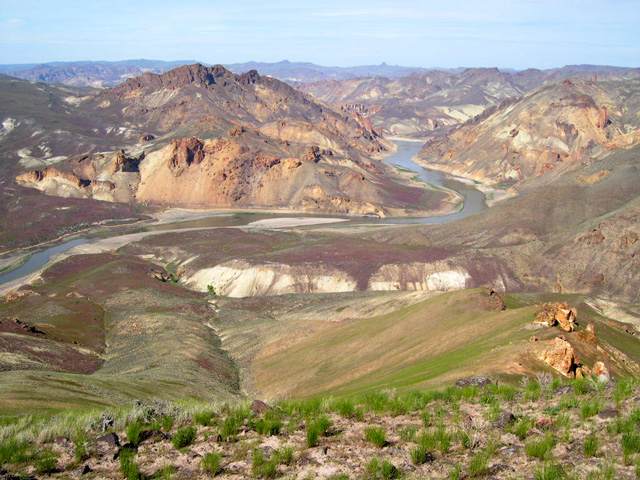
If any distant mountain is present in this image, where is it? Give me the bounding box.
[1,59,454,88]
[224,60,442,83]
[3,59,198,87]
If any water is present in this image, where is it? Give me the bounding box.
[381,140,486,224]
[0,238,96,284]
[0,141,486,285]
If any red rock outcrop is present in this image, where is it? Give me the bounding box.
[534,302,577,332]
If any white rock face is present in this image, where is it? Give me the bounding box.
[368,262,471,292]
[184,260,357,297]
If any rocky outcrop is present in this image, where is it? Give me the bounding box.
[182,260,358,297]
[534,302,577,332]
[368,262,472,292]
[541,336,578,376]
[168,137,207,175]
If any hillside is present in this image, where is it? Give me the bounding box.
[416,78,640,185]
[8,64,458,218]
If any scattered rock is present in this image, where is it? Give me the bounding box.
[251,399,273,415]
[455,376,492,387]
[138,429,167,444]
[493,412,516,429]
[530,336,538,342]
[541,336,578,376]
[598,409,619,419]
[95,432,120,447]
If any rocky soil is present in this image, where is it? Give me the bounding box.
[1,377,640,479]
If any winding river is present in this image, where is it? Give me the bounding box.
[0,141,486,285]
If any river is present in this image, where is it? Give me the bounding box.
[0,141,485,285]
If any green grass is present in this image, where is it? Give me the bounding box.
[306,414,332,447]
[194,410,214,427]
[526,433,556,460]
[467,441,496,477]
[621,432,640,463]
[534,462,566,480]
[580,398,604,419]
[584,435,599,457]
[202,451,223,476]
[365,426,387,447]
[34,449,58,475]
[120,447,141,480]
[126,420,144,446]
[172,426,197,449]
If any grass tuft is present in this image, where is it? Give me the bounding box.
[172,426,197,449]
[365,426,387,448]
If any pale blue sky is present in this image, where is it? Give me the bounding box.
[0,0,638,68]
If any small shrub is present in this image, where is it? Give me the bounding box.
[202,451,222,475]
[156,465,177,480]
[583,435,599,457]
[449,463,462,480]
[435,425,451,453]
[614,379,633,407]
[513,416,534,440]
[534,462,566,480]
[526,433,556,460]
[365,427,387,448]
[194,410,214,427]
[120,448,141,480]
[126,420,144,446]
[172,426,197,449]
[314,415,332,435]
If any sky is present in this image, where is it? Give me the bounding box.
[0,0,638,69]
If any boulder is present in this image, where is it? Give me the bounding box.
[593,361,610,383]
[251,399,273,415]
[541,336,578,376]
